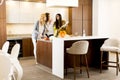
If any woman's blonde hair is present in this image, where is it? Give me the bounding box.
[39,13,46,26]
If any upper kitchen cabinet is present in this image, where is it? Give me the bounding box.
[6,1,37,23]
[19,2,34,23]
[6,1,69,24]
[6,1,20,23]
[69,0,92,36]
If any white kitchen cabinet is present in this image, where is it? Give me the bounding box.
[6,1,20,23]
[19,2,34,23]
[6,1,68,23]
[6,1,35,23]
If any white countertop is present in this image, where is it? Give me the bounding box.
[37,39,52,42]
[7,34,31,40]
[53,36,108,41]
[37,36,108,42]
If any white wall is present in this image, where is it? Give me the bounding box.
[93,0,120,38]
[108,0,120,38]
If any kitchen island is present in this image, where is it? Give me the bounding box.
[37,36,108,79]
[36,39,52,68]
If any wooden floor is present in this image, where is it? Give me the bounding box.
[20,53,120,80]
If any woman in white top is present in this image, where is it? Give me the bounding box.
[41,13,53,38]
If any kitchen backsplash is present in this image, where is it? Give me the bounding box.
[7,23,34,35]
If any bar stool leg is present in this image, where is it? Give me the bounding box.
[100,51,103,73]
[119,63,120,72]
[80,55,82,74]
[65,67,67,75]
[65,53,68,75]
[85,54,89,78]
[116,52,119,76]
[118,53,120,72]
[73,55,76,80]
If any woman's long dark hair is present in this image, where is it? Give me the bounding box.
[45,13,50,23]
[54,13,62,29]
